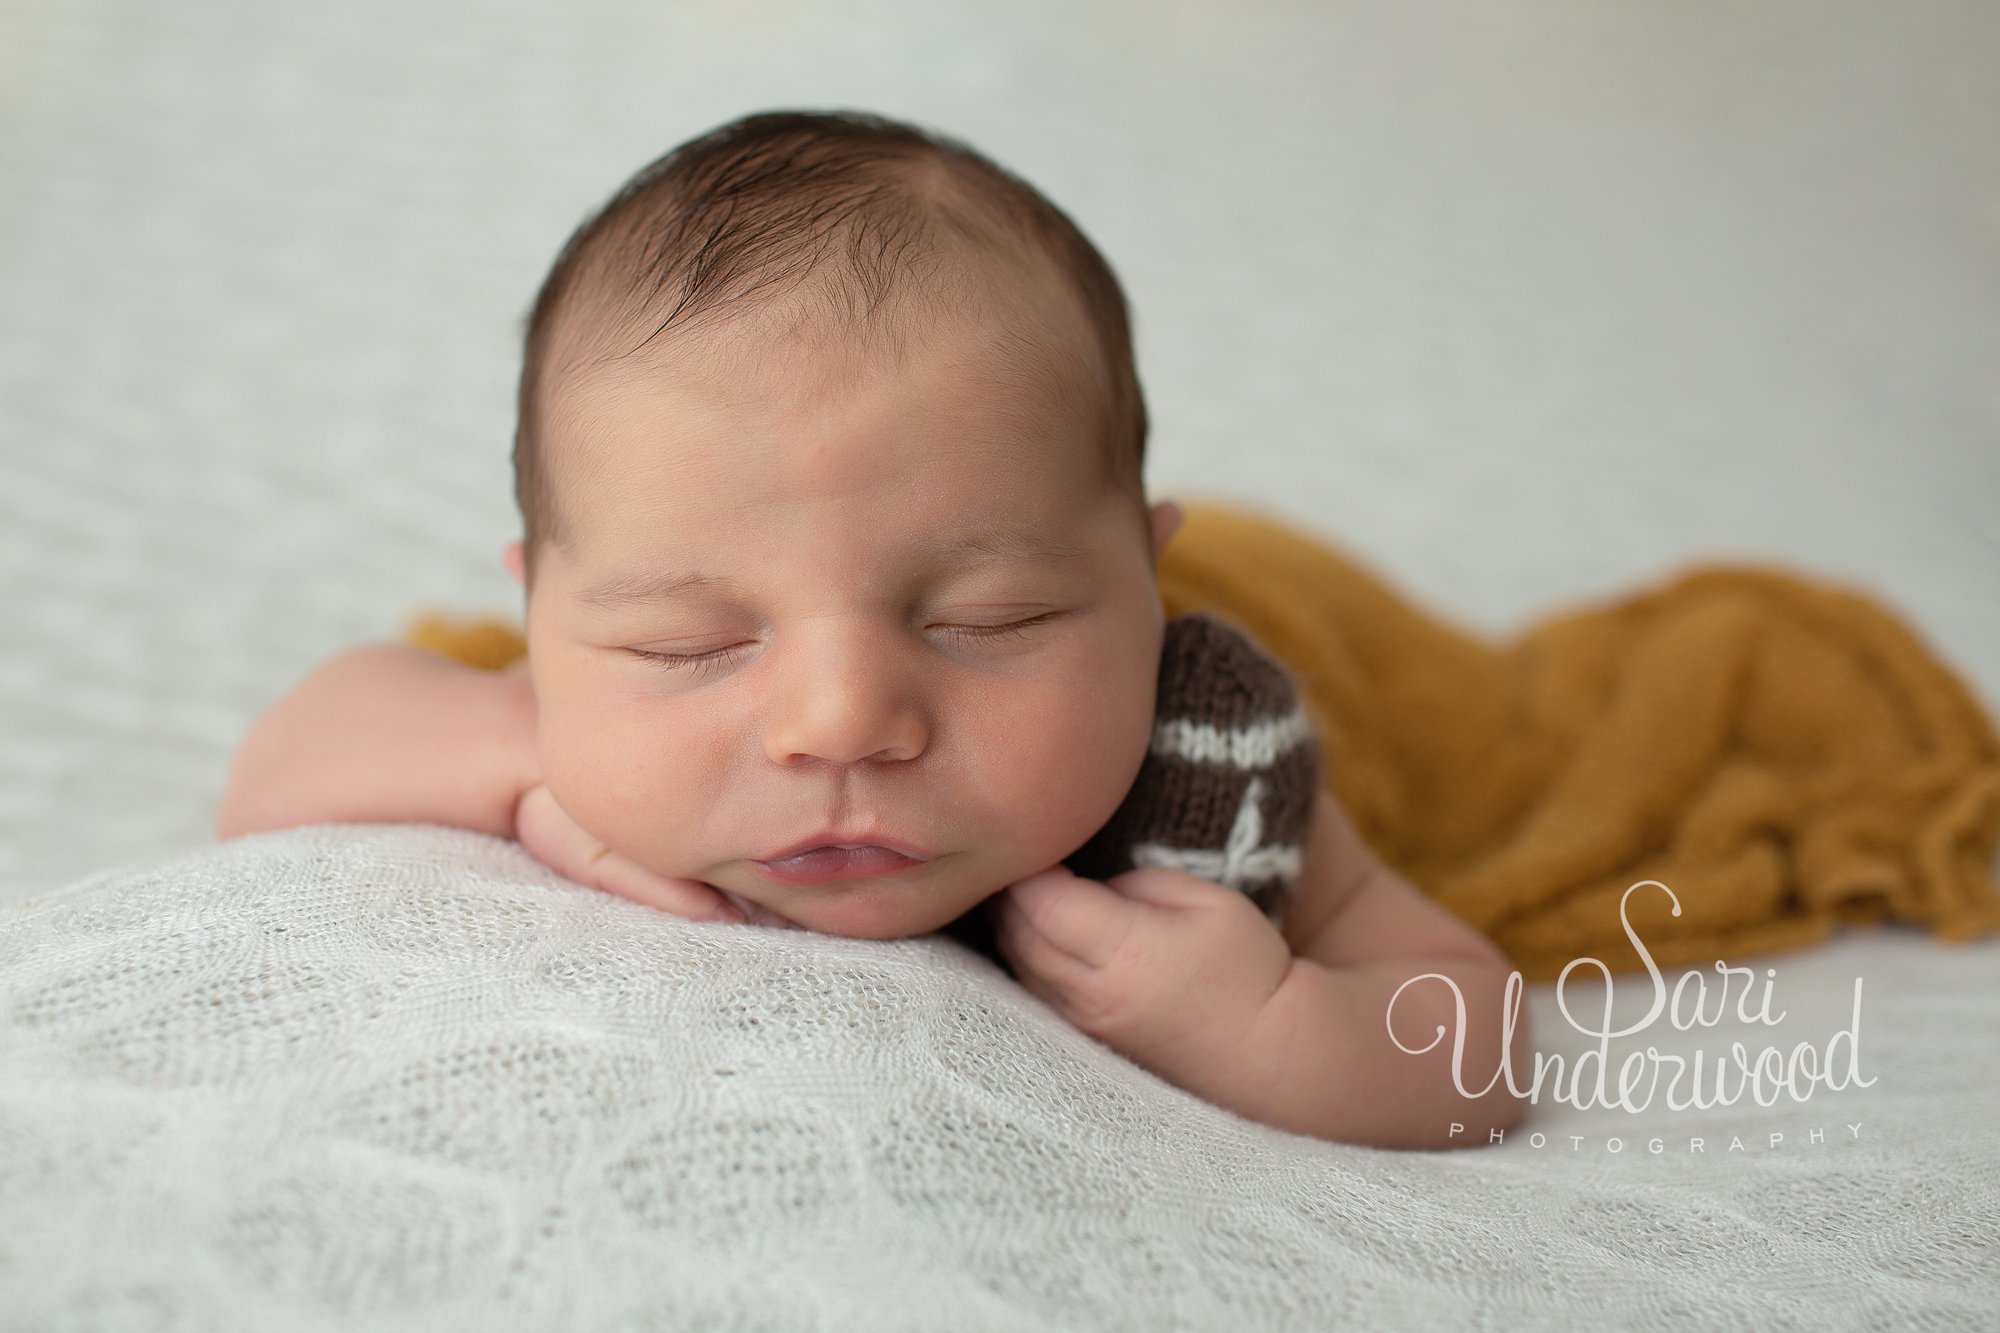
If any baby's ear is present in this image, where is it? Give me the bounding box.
[503,540,526,586]
[1149,500,1185,563]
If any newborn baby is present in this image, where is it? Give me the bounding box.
[219,108,1527,1149]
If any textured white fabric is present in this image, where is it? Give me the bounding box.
[4,824,1998,1329]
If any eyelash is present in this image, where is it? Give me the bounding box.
[628,613,1064,680]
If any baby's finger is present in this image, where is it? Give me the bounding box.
[1105,864,1246,912]
[994,893,1097,995]
[591,852,746,923]
[515,782,743,923]
[1007,867,1146,967]
[996,890,1164,1041]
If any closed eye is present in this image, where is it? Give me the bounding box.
[937,611,1063,647]
[627,612,1064,680]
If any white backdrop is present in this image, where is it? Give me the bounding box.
[0,0,1993,904]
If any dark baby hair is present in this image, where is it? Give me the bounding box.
[511,107,1151,590]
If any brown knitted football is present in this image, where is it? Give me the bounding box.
[943,612,1324,972]
[1062,612,1323,922]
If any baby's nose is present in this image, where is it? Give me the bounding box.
[765,627,927,766]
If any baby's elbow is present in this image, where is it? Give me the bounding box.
[214,774,282,842]
[214,745,263,842]
[214,709,294,841]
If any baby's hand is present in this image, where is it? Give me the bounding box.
[993,864,1294,1086]
[514,782,750,924]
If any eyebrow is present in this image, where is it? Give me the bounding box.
[574,527,1092,609]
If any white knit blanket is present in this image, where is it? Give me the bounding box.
[4,824,1995,1329]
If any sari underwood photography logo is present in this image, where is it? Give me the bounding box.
[1390,880,1877,1154]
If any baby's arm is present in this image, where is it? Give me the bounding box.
[215,644,538,842]
[215,645,745,922]
[1251,788,1532,1149]
[994,788,1531,1150]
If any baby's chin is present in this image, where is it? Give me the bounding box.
[715,888,807,932]
[713,874,988,941]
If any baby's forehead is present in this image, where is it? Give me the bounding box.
[559,279,1099,436]
[567,223,1092,373]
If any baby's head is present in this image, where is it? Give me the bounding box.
[501,108,1184,939]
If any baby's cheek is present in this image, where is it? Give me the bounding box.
[976,668,1151,858]
[537,702,676,861]
[535,731,621,839]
